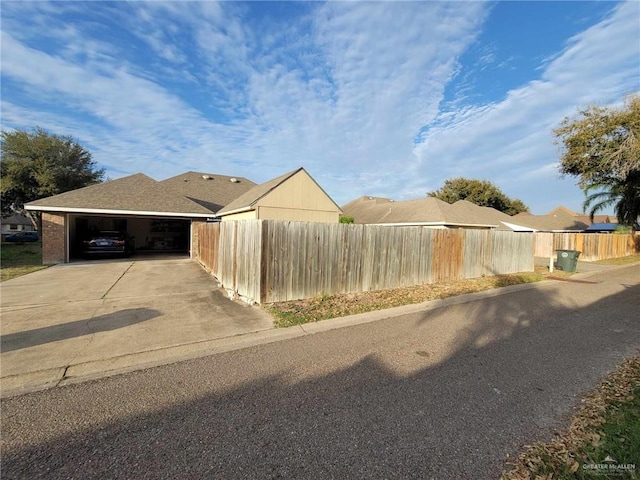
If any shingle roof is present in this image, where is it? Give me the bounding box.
[341,196,541,231]
[449,200,519,231]
[507,211,588,231]
[1,213,34,226]
[573,214,614,225]
[342,196,430,224]
[546,205,579,216]
[25,173,215,216]
[545,205,614,225]
[217,168,301,215]
[341,196,514,228]
[160,171,256,213]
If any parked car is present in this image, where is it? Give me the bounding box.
[82,231,134,257]
[3,231,39,242]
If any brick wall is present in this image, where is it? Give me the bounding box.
[42,212,66,264]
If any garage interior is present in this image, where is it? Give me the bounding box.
[68,214,191,260]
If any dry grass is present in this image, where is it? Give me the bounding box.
[596,254,640,266]
[502,356,640,479]
[1,265,48,282]
[266,266,563,328]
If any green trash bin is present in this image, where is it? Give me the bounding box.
[556,249,581,272]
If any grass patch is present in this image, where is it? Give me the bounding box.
[266,270,548,328]
[502,356,640,480]
[1,242,48,282]
[596,254,640,266]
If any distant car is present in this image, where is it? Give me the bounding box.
[82,231,134,257]
[3,231,39,242]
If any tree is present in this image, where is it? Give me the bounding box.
[339,215,355,224]
[1,127,105,216]
[554,94,640,228]
[427,177,529,215]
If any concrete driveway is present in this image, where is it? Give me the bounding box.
[0,257,273,395]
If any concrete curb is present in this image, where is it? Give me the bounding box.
[2,262,636,398]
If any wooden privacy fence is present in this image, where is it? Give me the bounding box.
[534,232,640,261]
[196,221,220,274]
[196,220,534,304]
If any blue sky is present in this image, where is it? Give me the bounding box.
[1,1,638,214]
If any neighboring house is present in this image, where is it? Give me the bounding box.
[25,167,340,264]
[341,196,534,231]
[1,213,36,234]
[545,205,615,226]
[341,196,614,233]
[217,168,342,223]
[505,210,589,232]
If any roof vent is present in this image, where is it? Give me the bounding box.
[202,175,212,180]
[230,178,240,183]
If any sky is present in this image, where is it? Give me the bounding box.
[1,1,639,215]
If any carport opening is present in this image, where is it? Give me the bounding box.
[69,215,190,260]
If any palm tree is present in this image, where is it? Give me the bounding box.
[584,172,640,230]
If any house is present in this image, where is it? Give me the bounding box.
[510,206,608,232]
[25,168,340,264]
[217,168,342,223]
[1,213,36,237]
[544,206,615,226]
[341,196,534,231]
[507,213,588,232]
[341,197,626,234]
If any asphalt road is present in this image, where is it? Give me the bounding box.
[2,265,639,479]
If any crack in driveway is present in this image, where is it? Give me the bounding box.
[59,261,136,375]
[101,262,135,299]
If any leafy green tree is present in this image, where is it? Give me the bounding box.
[427,177,529,215]
[507,198,529,215]
[339,215,355,224]
[555,94,640,228]
[1,127,105,216]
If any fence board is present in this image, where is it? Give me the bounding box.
[360,226,376,291]
[373,226,391,291]
[533,232,639,261]
[234,220,262,302]
[431,229,464,283]
[463,229,485,279]
[346,224,364,293]
[488,230,534,274]
[417,228,432,284]
[195,222,220,274]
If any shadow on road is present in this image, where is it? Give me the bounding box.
[1,266,639,479]
[0,308,161,352]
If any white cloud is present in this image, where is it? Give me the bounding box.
[1,1,487,194]
[1,1,637,215]
[1,28,247,178]
[411,1,640,212]
[234,2,489,186]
